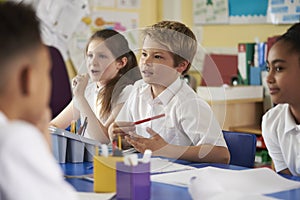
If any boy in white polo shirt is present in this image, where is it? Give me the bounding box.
[0,2,77,199]
[262,23,300,176]
[109,21,230,163]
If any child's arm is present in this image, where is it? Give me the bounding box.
[278,168,293,175]
[108,121,136,149]
[75,95,111,143]
[125,127,230,163]
[49,100,80,129]
[66,74,109,143]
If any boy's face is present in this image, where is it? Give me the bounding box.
[139,35,180,88]
[27,45,51,124]
[266,40,300,105]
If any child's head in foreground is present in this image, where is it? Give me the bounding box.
[0,1,51,124]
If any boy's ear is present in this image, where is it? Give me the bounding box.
[116,57,128,70]
[176,60,189,74]
[19,66,31,96]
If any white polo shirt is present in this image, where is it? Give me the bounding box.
[116,78,227,147]
[262,104,300,176]
[75,81,133,138]
[0,111,78,200]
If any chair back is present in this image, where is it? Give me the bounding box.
[49,46,72,118]
[222,130,257,168]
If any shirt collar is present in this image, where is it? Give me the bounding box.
[284,105,298,133]
[158,77,182,105]
[0,111,8,124]
[139,78,182,106]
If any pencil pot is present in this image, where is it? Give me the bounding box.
[116,162,151,200]
[51,133,67,163]
[82,137,99,162]
[66,136,85,163]
[93,156,123,193]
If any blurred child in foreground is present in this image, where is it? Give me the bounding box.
[0,2,77,199]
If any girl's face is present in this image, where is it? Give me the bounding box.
[266,40,300,106]
[139,35,181,88]
[86,39,122,84]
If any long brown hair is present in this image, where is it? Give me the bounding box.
[85,29,141,119]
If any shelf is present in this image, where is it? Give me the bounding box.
[229,125,262,135]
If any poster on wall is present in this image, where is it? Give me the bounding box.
[36,0,90,59]
[68,10,139,73]
[193,0,269,24]
[193,0,229,24]
[117,0,141,9]
[228,0,268,24]
[267,0,300,24]
[90,0,115,8]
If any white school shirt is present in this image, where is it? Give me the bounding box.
[116,78,227,147]
[0,112,78,200]
[262,104,300,176]
[75,82,133,139]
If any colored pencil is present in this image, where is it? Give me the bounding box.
[134,114,165,125]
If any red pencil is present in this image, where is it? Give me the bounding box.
[134,114,165,125]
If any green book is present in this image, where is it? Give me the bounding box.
[237,43,255,85]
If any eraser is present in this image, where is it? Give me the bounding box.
[101,144,108,157]
[142,149,152,163]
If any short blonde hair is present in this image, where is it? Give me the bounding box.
[142,21,197,75]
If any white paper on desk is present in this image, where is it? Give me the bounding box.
[194,191,276,200]
[145,158,196,174]
[151,167,202,186]
[76,192,115,200]
[152,167,300,199]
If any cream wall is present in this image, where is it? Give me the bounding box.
[170,0,291,48]
[93,0,159,27]
[138,0,159,27]
[154,0,293,86]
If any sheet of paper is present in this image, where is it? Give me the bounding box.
[151,166,201,186]
[193,191,277,200]
[151,166,300,198]
[77,192,115,200]
[145,158,196,174]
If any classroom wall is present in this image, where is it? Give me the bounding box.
[93,0,159,27]
[157,0,293,87]
[178,0,291,49]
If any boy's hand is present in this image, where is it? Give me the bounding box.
[125,127,168,155]
[108,121,136,149]
[108,121,136,140]
[72,73,89,98]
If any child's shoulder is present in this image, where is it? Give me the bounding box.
[263,103,289,120]
[0,120,40,148]
[132,79,148,91]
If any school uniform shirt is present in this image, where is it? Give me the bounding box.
[116,78,227,147]
[0,112,78,200]
[262,104,300,176]
[75,81,133,139]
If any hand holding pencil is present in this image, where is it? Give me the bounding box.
[109,113,166,148]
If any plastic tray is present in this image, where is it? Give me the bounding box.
[49,126,100,163]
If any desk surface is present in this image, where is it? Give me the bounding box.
[61,162,300,200]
